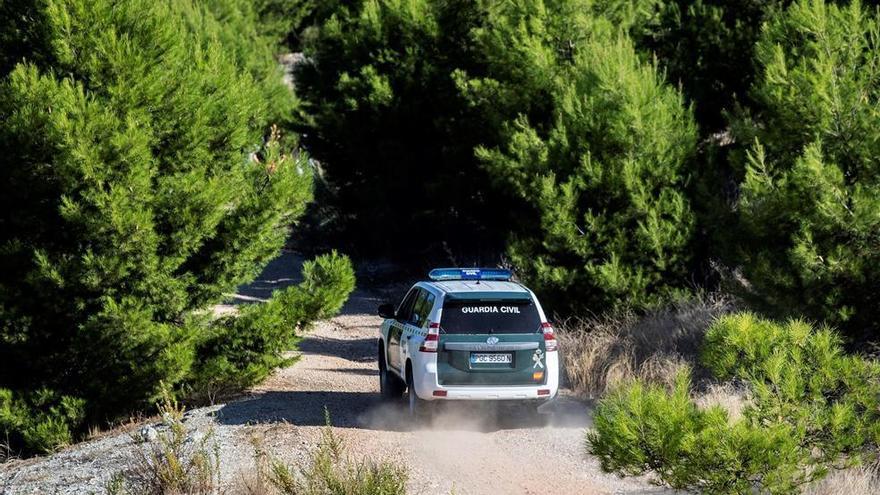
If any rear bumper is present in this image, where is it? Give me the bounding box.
[412,352,560,401]
[430,386,557,401]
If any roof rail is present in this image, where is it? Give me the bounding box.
[428,268,513,282]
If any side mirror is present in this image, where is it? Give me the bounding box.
[377,303,396,319]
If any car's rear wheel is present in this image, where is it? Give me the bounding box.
[379,346,404,400]
[406,366,432,420]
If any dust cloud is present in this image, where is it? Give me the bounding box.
[355,398,598,494]
[357,396,591,432]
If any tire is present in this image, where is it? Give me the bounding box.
[379,346,404,400]
[406,365,432,420]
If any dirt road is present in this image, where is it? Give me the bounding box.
[214,254,667,495]
[1,253,667,494]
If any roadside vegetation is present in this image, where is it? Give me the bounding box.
[107,406,406,495]
[0,0,354,458]
[2,0,880,493]
[589,314,880,493]
[557,294,734,398]
[105,392,219,495]
[241,413,408,495]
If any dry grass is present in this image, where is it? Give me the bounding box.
[693,382,750,424]
[229,436,274,495]
[86,412,157,444]
[557,293,735,398]
[804,465,880,495]
[229,412,407,495]
[106,392,219,495]
[0,437,16,464]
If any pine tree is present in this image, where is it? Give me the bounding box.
[0,0,318,452]
[253,0,346,50]
[471,0,698,312]
[625,0,787,131]
[731,0,880,341]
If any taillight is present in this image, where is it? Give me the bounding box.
[542,322,557,352]
[420,322,440,353]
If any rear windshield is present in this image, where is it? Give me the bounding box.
[439,299,542,334]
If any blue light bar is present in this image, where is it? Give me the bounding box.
[428,268,513,282]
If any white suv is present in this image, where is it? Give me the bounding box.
[377,268,560,417]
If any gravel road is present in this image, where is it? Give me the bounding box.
[0,252,669,495]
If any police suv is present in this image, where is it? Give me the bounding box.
[377,268,559,417]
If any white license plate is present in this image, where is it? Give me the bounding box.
[470,353,512,364]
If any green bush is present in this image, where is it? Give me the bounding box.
[279,250,357,323]
[588,372,804,494]
[188,253,355,399]
[589,313,880,493]
[729,0,880,341]
[702,313,880,465]
[0,388,85,457]
[471,1,698,312]
[0,0,319,455]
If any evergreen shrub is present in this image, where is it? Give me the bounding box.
[730,0,880,341]
[0,0,349,456]
[589,313,880,493]
[189,252,355,399]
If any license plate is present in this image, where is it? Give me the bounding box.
[470,353,512,364]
